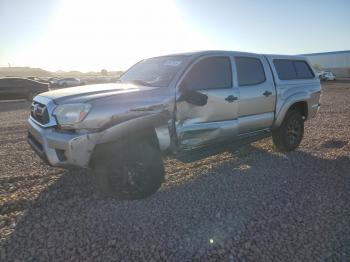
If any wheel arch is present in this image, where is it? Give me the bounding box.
[289,101,308,119]
[274,93,310,128]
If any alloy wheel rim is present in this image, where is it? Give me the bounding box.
[287,118,302,145]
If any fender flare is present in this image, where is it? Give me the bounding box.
[273,92,310,128]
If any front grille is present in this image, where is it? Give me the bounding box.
[31,101,49,125]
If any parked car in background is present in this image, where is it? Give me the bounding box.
[0,77,49,101]
[27,77,52,85]
[27,76,41,81]
[320,71,336,81]
[316,71,324,78]
[54,78,83,88]
[48,77,58,86]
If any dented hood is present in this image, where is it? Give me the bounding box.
[41,83,163,104]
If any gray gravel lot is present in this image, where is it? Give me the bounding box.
[0,82,349,261]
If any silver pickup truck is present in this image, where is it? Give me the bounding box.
[27,51,321,199]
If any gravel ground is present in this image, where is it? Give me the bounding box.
[0,82,349,261]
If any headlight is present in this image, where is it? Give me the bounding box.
[53,103,91,128]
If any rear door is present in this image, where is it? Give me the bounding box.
[234,55,276,135]
[175,55,239,150]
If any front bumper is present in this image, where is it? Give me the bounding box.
[27,118,101,168]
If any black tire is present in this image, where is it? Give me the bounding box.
[90,136,165,200]
[272,110,304,152]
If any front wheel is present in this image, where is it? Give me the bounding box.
[272,110,304,152]
[90,138,165,200]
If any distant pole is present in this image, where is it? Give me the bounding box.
[8,63,11,67]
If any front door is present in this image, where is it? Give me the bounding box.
[175,56,239,150]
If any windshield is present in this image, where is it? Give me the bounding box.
[120,56,188,87]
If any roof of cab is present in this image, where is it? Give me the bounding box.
[163,50,259,56]
[151,50,308,60]
[264,54,308,60]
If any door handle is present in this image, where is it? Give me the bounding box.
[263,90,272,97]
[225,95,238,103]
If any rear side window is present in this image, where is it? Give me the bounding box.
[274,59,314,80]
[235,57,266,86]
[273,60,297,80]
[182,56,232,91]
[294,61,314,79]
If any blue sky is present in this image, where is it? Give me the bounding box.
[0,0,349,71]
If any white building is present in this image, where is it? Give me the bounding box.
[303,50,350,77]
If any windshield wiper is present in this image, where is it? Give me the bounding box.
[124,79,152,86]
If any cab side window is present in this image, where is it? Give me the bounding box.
[235,57,266,86]
[294,61,314,79]
[181,56,232,91]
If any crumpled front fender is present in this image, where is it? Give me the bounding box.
[97,111,172,152]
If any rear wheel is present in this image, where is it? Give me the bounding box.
[272,110,304,152]
[90,137,165,200]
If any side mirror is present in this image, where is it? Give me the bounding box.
[178,90,208,106]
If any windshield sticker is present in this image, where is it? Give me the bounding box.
[164,60,182,66]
